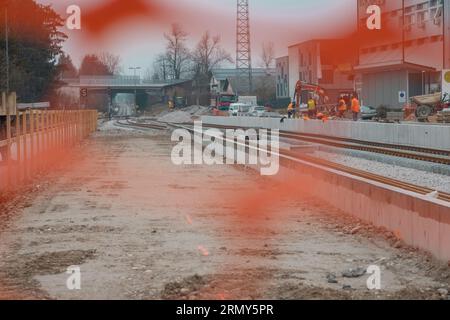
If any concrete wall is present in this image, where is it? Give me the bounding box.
[201,116,450,150]
[267,158,450,262]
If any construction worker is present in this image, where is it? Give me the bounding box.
[287,101,294,119]
[307,96,316,119]
[168,100,174,111]
[351,95,360,121]
[338,97,347,118]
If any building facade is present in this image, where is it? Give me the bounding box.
[288,39,357,104]
[356,0,444,109]
[275,56,289,99]
[210,68,276,103]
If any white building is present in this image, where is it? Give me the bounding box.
[288,39,357,104]
[275,56,289,99]
[356,0,444,109]
[210,68,276,98]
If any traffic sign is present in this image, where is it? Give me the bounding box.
[398,91,406,103]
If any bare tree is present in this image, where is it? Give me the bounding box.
[152,54,170,81]
[191,31,233,75]
[261,42,275,69]
[164,23,191,80]
[99,52,122,75]
[191,31,233,104]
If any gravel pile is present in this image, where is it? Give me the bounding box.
[183,105,210,116]
[313,150,450,193]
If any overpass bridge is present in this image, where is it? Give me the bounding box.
[60,76,193,108]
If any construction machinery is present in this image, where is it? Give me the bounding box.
[211,94,238,111]
[293,80,329,114]
[411,92,450,119]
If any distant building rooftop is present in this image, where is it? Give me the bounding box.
[211,68,276,81]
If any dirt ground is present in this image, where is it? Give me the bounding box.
[0,121,449,300]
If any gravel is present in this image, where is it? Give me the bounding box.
[312,150,450,193]
[157,111,193,124]
[154,105,210,124]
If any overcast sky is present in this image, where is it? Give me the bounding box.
[37,0,356,75]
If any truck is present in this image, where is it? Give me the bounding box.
[238,96,257,107]
[211,94,238,111]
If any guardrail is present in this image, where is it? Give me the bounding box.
[0,92,98,192]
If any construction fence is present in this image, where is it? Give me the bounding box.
[0,92,98,192]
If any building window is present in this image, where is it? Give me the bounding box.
[417,11,427,28]
[404,14,414,27]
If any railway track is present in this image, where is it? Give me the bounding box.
[170,123,450,203]
[279,149,450,203]
[111,120,450,202]
[202,124,450,165]
[115,119,168,131]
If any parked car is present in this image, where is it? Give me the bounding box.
[229,103,251,116]
[360,105,377,120]
[250,106,266,117]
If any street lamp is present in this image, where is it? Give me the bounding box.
[4,6,9,93]
[129,67,141,112]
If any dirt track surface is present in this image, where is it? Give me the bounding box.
[0,122,449,300]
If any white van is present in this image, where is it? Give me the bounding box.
[229,103,251,116]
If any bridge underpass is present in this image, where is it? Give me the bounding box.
[59,76,193,112]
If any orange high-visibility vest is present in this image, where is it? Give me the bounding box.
[351,98,360,113]
[339,99,347,111]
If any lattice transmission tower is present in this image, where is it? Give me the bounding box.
[236,0,252,94]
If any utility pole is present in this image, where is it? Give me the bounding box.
[4,6,9,93]
[402,0,405,64]
[236,0,252,95]
[129,67,141,113]
[444,0,450,69]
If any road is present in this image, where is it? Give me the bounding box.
[0,122,449,300]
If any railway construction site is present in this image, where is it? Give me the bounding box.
[0,106,449,301]
[2,0,450,309]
